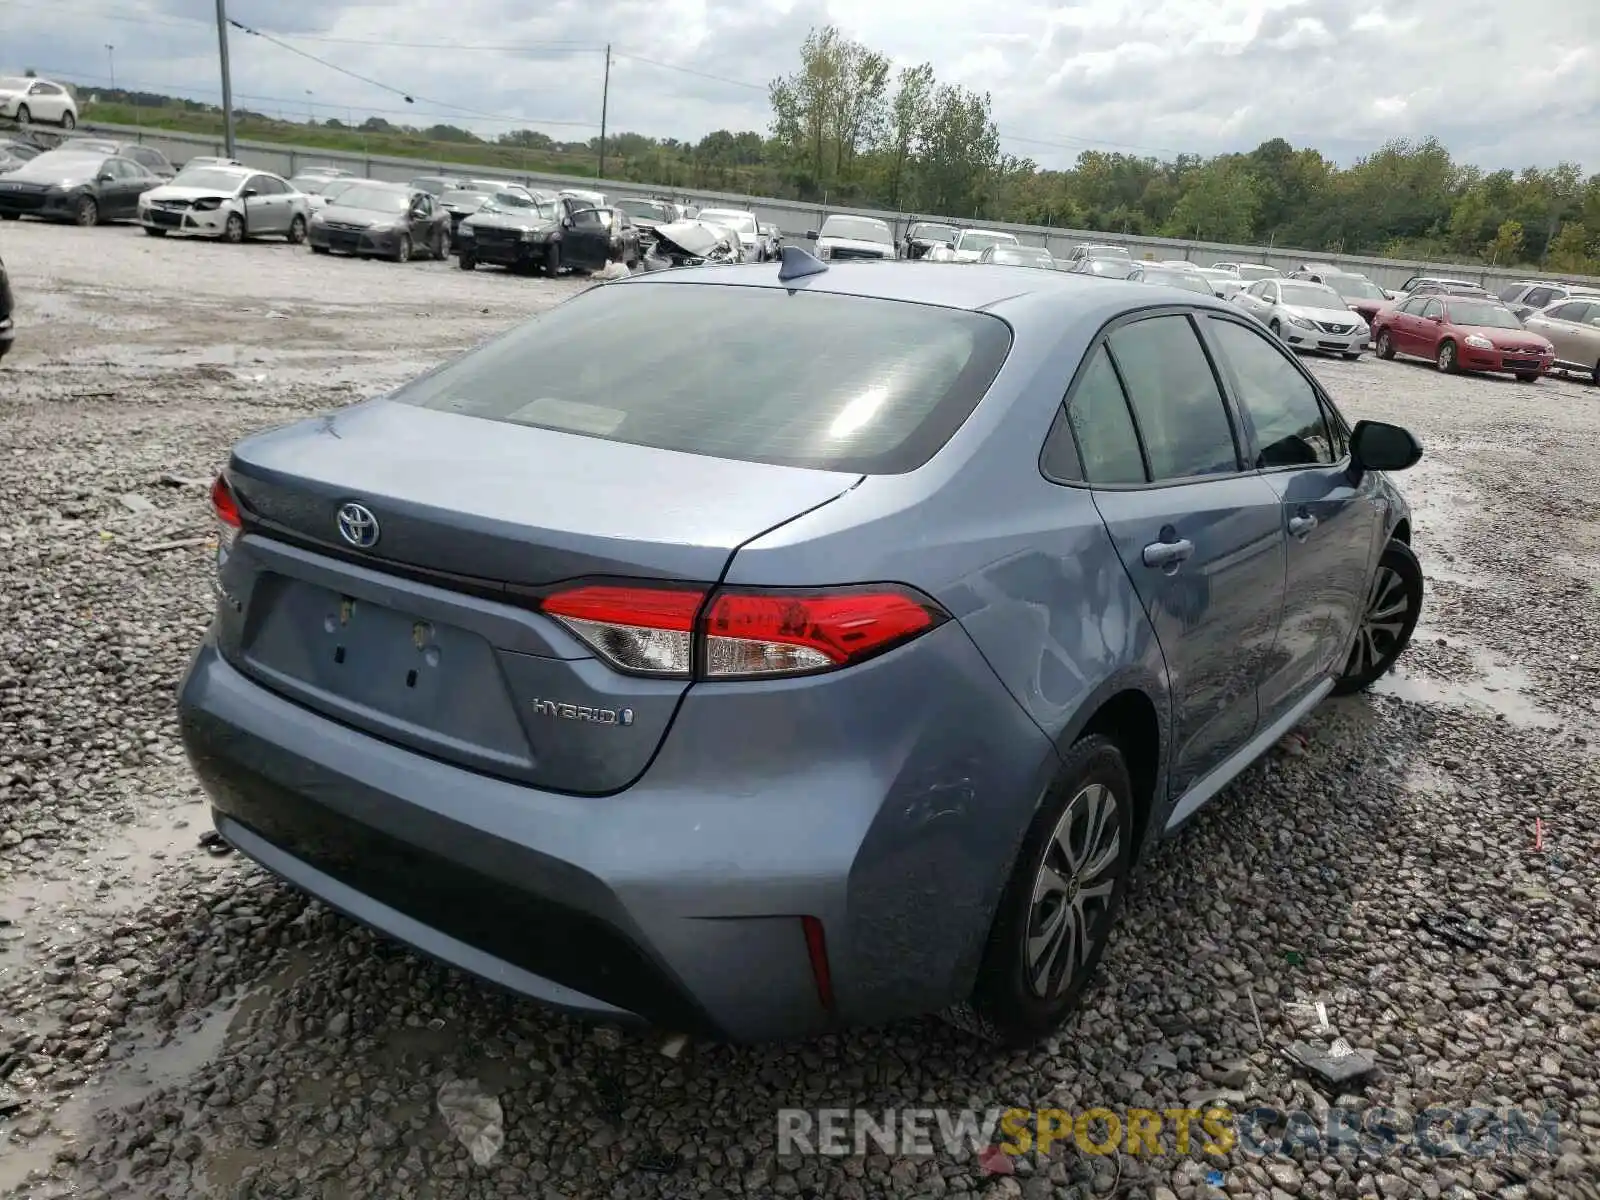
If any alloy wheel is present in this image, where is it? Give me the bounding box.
[1437,342,1455,372]
[1347,564,1408,679]
[1024,783,1121,1000]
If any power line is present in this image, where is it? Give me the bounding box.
[21,64,600,129]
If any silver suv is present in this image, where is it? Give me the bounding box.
[1497,279,1600,321]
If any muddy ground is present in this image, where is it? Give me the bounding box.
[0,221,1597,1200]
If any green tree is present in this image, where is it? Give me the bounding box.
[1485,219,1525,265]
[1162,159,1258,242]
[1546,222,1595,273]
[768,25,888,198]
[885,63,935,210]
[916,84,1000,216]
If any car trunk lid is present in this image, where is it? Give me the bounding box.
[219,399,861,793]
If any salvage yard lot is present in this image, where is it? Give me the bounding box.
[1,221,1598,1200]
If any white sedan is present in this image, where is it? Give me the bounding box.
[139,165,310,244]
[1232,277,1370,358]
[951,229,1020,262]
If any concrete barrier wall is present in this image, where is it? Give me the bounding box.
[80,121,1600,292]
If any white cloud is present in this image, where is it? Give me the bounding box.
[2,0,1597,172]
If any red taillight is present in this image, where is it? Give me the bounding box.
[540,584,704,676]
[211,474,242,551]
[537,581,945,680]
[702,587,941,678]
[210,474,242,528]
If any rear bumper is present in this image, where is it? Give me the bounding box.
[177,619,1055,1041]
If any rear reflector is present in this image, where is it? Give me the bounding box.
[801,916,834,1011]
[538,581,946,680]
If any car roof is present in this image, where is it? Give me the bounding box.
[614,259,1236,327]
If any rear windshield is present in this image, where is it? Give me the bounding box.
[389,283,1014,474]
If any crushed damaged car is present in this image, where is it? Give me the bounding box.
[456,191,562,273]
[637,219,742,271]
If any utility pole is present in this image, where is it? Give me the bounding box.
[597,44,611,180]
[105,44,115,91]
[215,0,236,158]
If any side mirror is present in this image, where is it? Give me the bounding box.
[805,229,818,239]
[1426,314,1442,323]
[1349,420,1422,476]
[241,188,258,198]
[99,172,115,182]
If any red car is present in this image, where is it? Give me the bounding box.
[1372,294,1554,381]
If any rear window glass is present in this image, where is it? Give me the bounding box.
[389,283,1014,474]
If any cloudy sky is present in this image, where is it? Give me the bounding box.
[3,0,1597,173]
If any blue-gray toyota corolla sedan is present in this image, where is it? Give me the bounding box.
[178,251,1424,1046]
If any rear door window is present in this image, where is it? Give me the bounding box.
[1044,345,1147,485]
[1106,315,1240,481]
[390,283,1014,474]
[1521,287,1556,309]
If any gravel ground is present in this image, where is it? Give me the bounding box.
[1,221,1597,1200]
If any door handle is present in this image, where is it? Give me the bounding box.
[1288,513,1318,538]
[1142,538,1194,568]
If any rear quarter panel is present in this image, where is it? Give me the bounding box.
[724,292,1173,928]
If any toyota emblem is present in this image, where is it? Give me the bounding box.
[336,502,380,549]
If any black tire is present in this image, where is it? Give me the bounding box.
[394,234,412,263]
[61,110,76,130]
[1343,351,1361,361]
[0,213,17,221]
[458,251,476,271]
[223,213,245,244]
[1592,359,1600,387]
[13,104,29,126]
[544,241,561,277]
[1376,330,1396,360]
[1333,539,1423,695]
[963,735,1136,1047]
[310,245,331,255]
[74,195,98,227]
[286,215,307,244]
[1269,318,1282,338]
[434,226,449,260]
[1515,372,1539,384]
[142,226,167,237]
[1436,340,1459,373]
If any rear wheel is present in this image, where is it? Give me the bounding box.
[286,215,307,244]
[1376,329,1396,360]
[74,195,98,227]
[962,735,1136,1047]
[1436,340,1459,373]
[1334,540,1423,695]
[223,213,245,243]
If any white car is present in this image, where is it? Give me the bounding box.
[1213,262,1282,283]
[1194,267,1247,299]
[951,229,1020,262]
[809,214,894,262]
[697,207,763,262]
[184,156,244,170]
[139,165,310,244]
[1232,277,1369,359]
[0,76,78,129]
